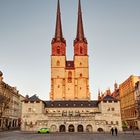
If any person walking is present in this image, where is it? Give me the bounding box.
[115,127,118,136]
[111,127,114,135]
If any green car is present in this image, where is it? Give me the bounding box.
[38,128,49,133]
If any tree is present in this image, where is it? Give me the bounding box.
[0,94,11,117]
[0,84,12,129]
[122,121,128,131]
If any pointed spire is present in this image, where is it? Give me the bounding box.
[114,81,118,91]
[98,89,101,100]
[52,0,65,44]
[74,0,87,44]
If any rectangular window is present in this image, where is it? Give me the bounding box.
[107,108,110,111]
[111,108,115,111]
[28,108,32,112]
[116,121,119,125]
[0,119,1,127]
[62,111,67,116]
[69,111,73,116]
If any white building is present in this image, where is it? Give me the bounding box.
[21,95,122,132]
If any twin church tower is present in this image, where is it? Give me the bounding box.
[50,0,90,100]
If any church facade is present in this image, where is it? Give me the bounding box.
[21,0,122,132]
[50,0,90,101]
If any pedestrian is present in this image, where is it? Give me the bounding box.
[111,127,114,136]
[115,127,118,136]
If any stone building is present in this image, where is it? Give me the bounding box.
[21,94,122,132]
[134,80,140,129]
[119,75,140,129]
[0,71,25,130]
[21,0,122,133]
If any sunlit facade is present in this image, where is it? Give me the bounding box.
[119,75,140,128]
[21,0,122,133]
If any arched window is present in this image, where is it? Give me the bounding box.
[50,125,57,132]
[56,60,60,66]
[68,71,72,83]
[97,128,104,132]
[77,125,83,132]
[86,125,93,132]
[59,125,66,132]
[80,46,83,54]
[68,124,75,132]
[68,71,72,77]
[57,46,60,54]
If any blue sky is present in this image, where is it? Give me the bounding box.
[0,0,140,100]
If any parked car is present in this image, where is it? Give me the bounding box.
[38,128,49,133]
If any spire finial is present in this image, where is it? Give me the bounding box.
[114,81,118,91]
[78,0,82,14]
[98,89,101,100]
[52,0,65,44]
[0,71,3,82]
[0,71,3,77]
[74,0,87,44]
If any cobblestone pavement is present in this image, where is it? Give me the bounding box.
[0,131,140,140]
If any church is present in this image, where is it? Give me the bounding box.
[21,0,122,132]
[50,0,90,101]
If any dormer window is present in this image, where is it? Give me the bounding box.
[36,101,40,103]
